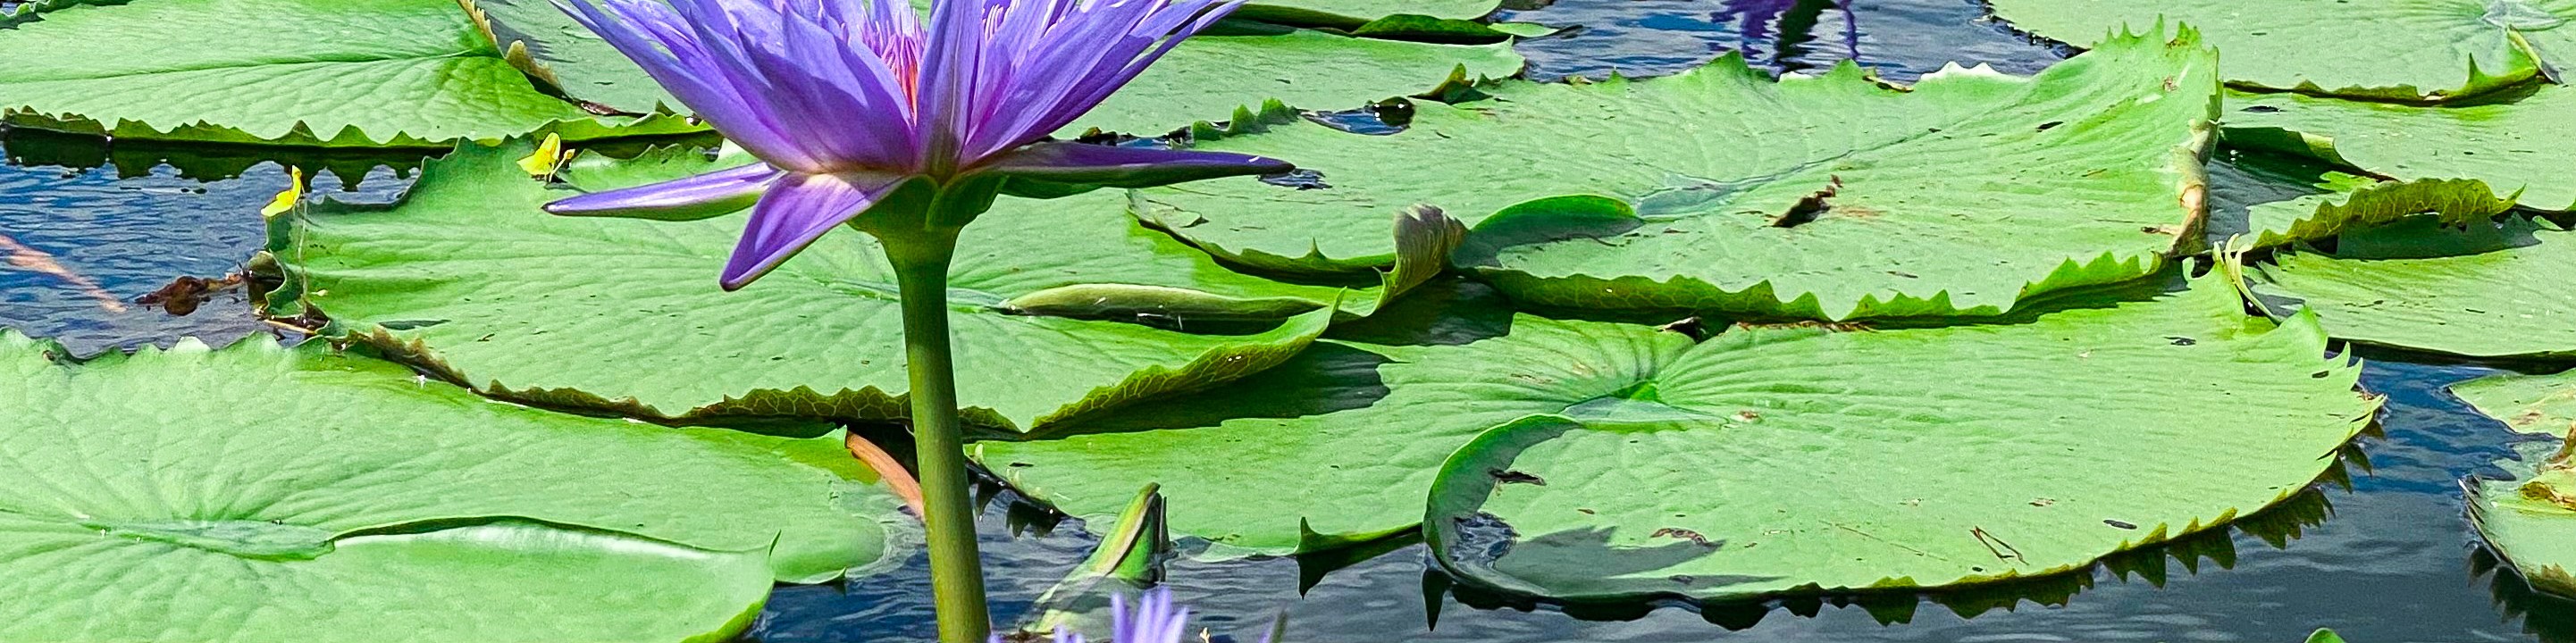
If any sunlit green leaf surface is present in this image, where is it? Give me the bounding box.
[1422,276,2371,601]
[1988,0,2575,99]
[1141,29,2216,320]
[0,0,684,146]
[2224,85,2576,212]
[0,331,908,641]
[2255,216,2576,359]
[270,142,1367,431]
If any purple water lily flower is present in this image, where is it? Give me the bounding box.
[1013,589,1279,643]
[544,0,1288,289]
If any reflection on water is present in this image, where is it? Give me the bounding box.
[1501,0,2067,82]
[4,1,2572,640]
[0,130,417,356]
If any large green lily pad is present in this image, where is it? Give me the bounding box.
[978,281,1682,557]
[2453,371,2576,436]
[2223,85,2576,212]
[1420,276,2372,601]
[2204,151,2518,249]
[267,141,1402,431]
[982,273,2373,565]
[0,0,683,146]
[1139,29,2216,320]
[1071,30,1523,137]
[2253,215,2576,359]
[1987,0,2575,100]
[0,331,906,641]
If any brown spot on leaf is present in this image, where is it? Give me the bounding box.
[1651,527,1718,547]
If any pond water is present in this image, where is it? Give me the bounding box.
[2,1,2568,641]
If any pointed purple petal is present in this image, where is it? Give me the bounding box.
[721,171,907,290]
[545,163,781,221]
[980,142,1289,188]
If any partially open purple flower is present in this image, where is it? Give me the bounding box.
[1013,589,1277,643]
[545,0,1291,289]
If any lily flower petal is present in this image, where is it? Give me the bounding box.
[545,163,783,221]
[722,171,910,290]
[981,141,1291,188]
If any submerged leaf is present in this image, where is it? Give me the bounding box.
[267,142,1410,431]
[1139,29,2218,320]
[0,331,908,641]
[0,0,687,146]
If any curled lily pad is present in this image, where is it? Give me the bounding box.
[0,0,686,146]
[459,0,684,115]
[2253,215,2576,359]
[1141,28,2216,320]
[266,141,1431,431]
[2204,151,2518,250]
[1988,0,2572,100]
[2223,84,2576,213]
[0,331,907,641]
[1422,275,2372,601]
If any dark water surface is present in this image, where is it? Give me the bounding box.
[4,1,2571,641]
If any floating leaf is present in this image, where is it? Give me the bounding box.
[0,0,687,146]
[1070,31,1523,137]
[984,273,2372,566]
[1987,0,2571,99]
[1140,29,2215,320]
[1420,275,2371,601]
[2224,85,2576,212]
[0,331,907,641]
[2204,152,2517,249]
[2454,371,2576,437]
[2473,440,2576,600]
[2254,215,2576,359]
[267,141,1390,431]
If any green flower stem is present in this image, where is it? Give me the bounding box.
[883,226,990,643]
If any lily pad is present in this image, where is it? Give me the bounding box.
[2472,441,2576,599]
[1987,0,2574,100]
[2253,215,2576,359]
[978,281,1685,557]
[1420,275,2372,601]
[0,331,906,641]
[2223,85,2576,212]
[1140,28,2216,320]
[2204,151,2518,249]
[266,141,1397,431]
[0,0,684,147]
[982,273,2372,565]
[2452,370,2576,436]
[1070,30,1523,137]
